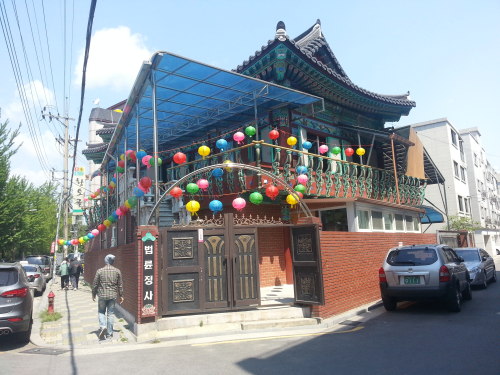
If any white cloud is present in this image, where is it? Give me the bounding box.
[74,26,152,91]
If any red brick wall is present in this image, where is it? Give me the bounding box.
[312,232,437,319]
[258,227,289,287]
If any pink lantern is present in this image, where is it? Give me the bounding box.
[319,145,329,154]
[233,131,245,145]
[197,179,209,191]
[116,208,123,217]
[142,155,152,168]
[232,197,246,211]
[91,229,99,236]
[297,174,308,185]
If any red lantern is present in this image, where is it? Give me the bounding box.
[345,147,354,157]
[269,129,279,140]
[118,160,125,168]
[97,224,106,232]
[265,185,279,200]
[120,205,129,214]
[170,186,183,198]
[173,152,186,164]
[140,176,152,189]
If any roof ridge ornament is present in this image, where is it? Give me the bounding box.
[275,21,287,41]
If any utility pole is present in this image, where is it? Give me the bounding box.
[42,107,75,256]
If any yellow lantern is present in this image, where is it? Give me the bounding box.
[103,219,112,227]
[287,136,297,147]
[356,147,366,156]
[198,145,211,159]
[286,193,299,208]
[120,154,125,161]
[58,239,65,245]
[223,160,233,172]
[186,200,200,216]
[78,237,84,244]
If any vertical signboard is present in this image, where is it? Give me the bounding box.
[141,232,156,317]
[72,166,86,215]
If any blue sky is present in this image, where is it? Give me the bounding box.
[1,0,499,187]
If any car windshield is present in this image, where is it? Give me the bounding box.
[25,257,44,265]
[23,266,38,272]
[455,250,480,262]
[0,269,19,286]
[387,248,438,266]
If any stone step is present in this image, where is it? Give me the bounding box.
[241,318,320,330]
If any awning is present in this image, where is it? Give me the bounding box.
[420,205,445,224]
[103,52,324,169]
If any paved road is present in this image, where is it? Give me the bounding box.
[1,274,499,375]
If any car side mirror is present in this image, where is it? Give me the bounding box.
[457,256,465,263]
[481,256,487,261]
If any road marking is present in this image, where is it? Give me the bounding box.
[192,326,364,346]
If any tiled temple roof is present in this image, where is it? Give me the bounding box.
[235,20,415,109]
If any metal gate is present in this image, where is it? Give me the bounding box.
[160,213,259,315]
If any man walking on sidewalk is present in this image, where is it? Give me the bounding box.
[92,254,124,340]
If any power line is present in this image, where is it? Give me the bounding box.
[40,0,59,112]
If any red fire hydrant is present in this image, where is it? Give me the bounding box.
[47,291,55,314]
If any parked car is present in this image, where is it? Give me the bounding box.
[453,247,496,289]
[24,255,53,280]
[379,244,471,312]
[22,265,46,296]
[0,262,34,343]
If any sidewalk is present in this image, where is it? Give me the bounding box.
[31,278,135,348]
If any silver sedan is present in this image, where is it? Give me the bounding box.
[22,264,46,296]
[454,248,497,289]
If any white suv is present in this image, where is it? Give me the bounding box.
[379,244,471,312]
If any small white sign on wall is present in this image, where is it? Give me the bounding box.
[198,228,204,243]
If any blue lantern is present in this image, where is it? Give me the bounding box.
[296,166,308,175]
[133,187,144,197]
[302,141,312,150]
[111,177,117,183]
[209,199,223,214]
[136,150,147,160]
[65,240,71,246]
[216,139,228,151]
[211,168,224,180]
[87,233,94,239]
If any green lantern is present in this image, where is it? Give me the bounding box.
[186,183,200,194]
[249,192,263,205]
[294,184,306,194]
[245,126,256,137]
[127,196,138,208]
[332,146,341,155]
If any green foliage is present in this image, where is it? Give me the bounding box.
[0,116,59,261]
[39,310,62,322]
[448,215,481,232]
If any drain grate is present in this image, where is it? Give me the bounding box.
[21,348,69,355]
[339,320,362,327]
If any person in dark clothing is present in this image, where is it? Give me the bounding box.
[70,258,83,290]
[60,257,70,290]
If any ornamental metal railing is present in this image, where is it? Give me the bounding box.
[159,141,426,207]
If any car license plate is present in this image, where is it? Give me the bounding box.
[403,276,420,285]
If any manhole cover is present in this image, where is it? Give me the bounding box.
[21,348,68,355]
[339,320,362,327]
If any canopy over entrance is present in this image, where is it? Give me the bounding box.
[103,52,324,169]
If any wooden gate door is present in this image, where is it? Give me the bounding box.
[291,225,324,305]
[161,213,260,315]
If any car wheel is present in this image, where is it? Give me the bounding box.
[16,314,32,344]
[447,284,462,312]
[462,281,472,301]
[481,271,488,289]
[382,295,397,311]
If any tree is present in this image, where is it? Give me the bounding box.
[448,215,481,232]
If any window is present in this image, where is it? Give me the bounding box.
[405,215,414,231]
[460,166,466,182]
[384,213,394,230]
[453,161,459,178]
[458,195,464,212]
[451,129,457,146]
[474,153,478,166]
[395,214,404,231]
[357,210,370,230]
[464,198,470,214]
[413,217,420,232]
[320,208,348,231]
[372,211,383,230]
[459,141,465,162]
